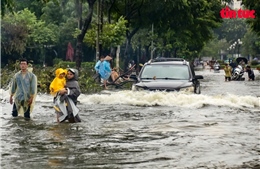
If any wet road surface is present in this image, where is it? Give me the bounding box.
[1,69,259,169]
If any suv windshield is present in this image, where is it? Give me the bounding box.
[140,64,190,80]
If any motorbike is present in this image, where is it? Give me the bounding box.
[231,65,245,81]
[231,57,248,81]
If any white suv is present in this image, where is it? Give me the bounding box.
[132,57,204,94]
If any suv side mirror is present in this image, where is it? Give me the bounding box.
[195,75,203,79]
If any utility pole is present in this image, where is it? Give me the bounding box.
[96,0,100,61]
[116,45,120,70]
[151,23,154,59]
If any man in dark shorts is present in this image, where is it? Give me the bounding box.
[245,65,255,81]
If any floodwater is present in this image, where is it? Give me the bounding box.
[1,69,259,169]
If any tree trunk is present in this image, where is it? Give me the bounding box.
[144,45,149,62]
[75,0,83,29]
[123,27,140,71]
[75,0,96,70]
[174,48,178,58]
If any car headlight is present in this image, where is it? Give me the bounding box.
[132,85,144,91]
[179,86,194,93]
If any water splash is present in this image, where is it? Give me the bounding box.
[1,88,259,110]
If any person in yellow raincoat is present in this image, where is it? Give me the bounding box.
[223,63,232,82]
[9,58,37,119]
[49,68,68,122]
[49,68,67,96]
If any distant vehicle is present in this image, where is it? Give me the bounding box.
[213,61,220,73]
[224,60,230,64]
[131,57,204,94]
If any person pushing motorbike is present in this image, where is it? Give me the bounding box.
[245,65,255,81]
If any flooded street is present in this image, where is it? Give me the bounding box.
[1,69,259,169]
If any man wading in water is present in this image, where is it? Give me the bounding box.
[9,58,37,120]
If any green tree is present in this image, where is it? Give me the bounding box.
[214,18,247,43]
[241,29,260,58]
[1,8,58,62]
[126,0,224,60]
[105,0,224,64]
[15,0,46,19]
[1,0,15,17]
[74,0,96,69]
[1,0,59,17]
[74,16,128,50]
[242,0,260,36]
[1,19,29,55]
[200,36,230,60]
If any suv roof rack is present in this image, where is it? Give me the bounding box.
[153,57,185,62]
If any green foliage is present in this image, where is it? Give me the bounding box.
[1,8,58,56]
[0,67,14,89]
[123,0,224,58]
[41,0,63,25]
[1,19,29,55]
[36,61,102,93]
[256,65,260,71]
[74,16,128,49]
[2,0,259,69]
[200,37,229,59]
[1,61,103,94]
[241,29,260,57]
[1,0,15,17]
[53,58,63,65]
[55,61,94,70]
[242,0,260,36]
[214,19,247,43]
[250,60,259,66]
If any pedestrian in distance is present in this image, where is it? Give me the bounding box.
[94,55,105,73]
[111,67,120,83]
[99,55,113,89]
[9,58,37,119]
[93,55,105,83]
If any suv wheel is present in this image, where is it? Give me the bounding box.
[195,85,201,94]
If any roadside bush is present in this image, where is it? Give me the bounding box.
[251,60,259,66]
[1,61,103,94]
[256,65,260,71]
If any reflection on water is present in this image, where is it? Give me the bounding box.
[1,70,259,169]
